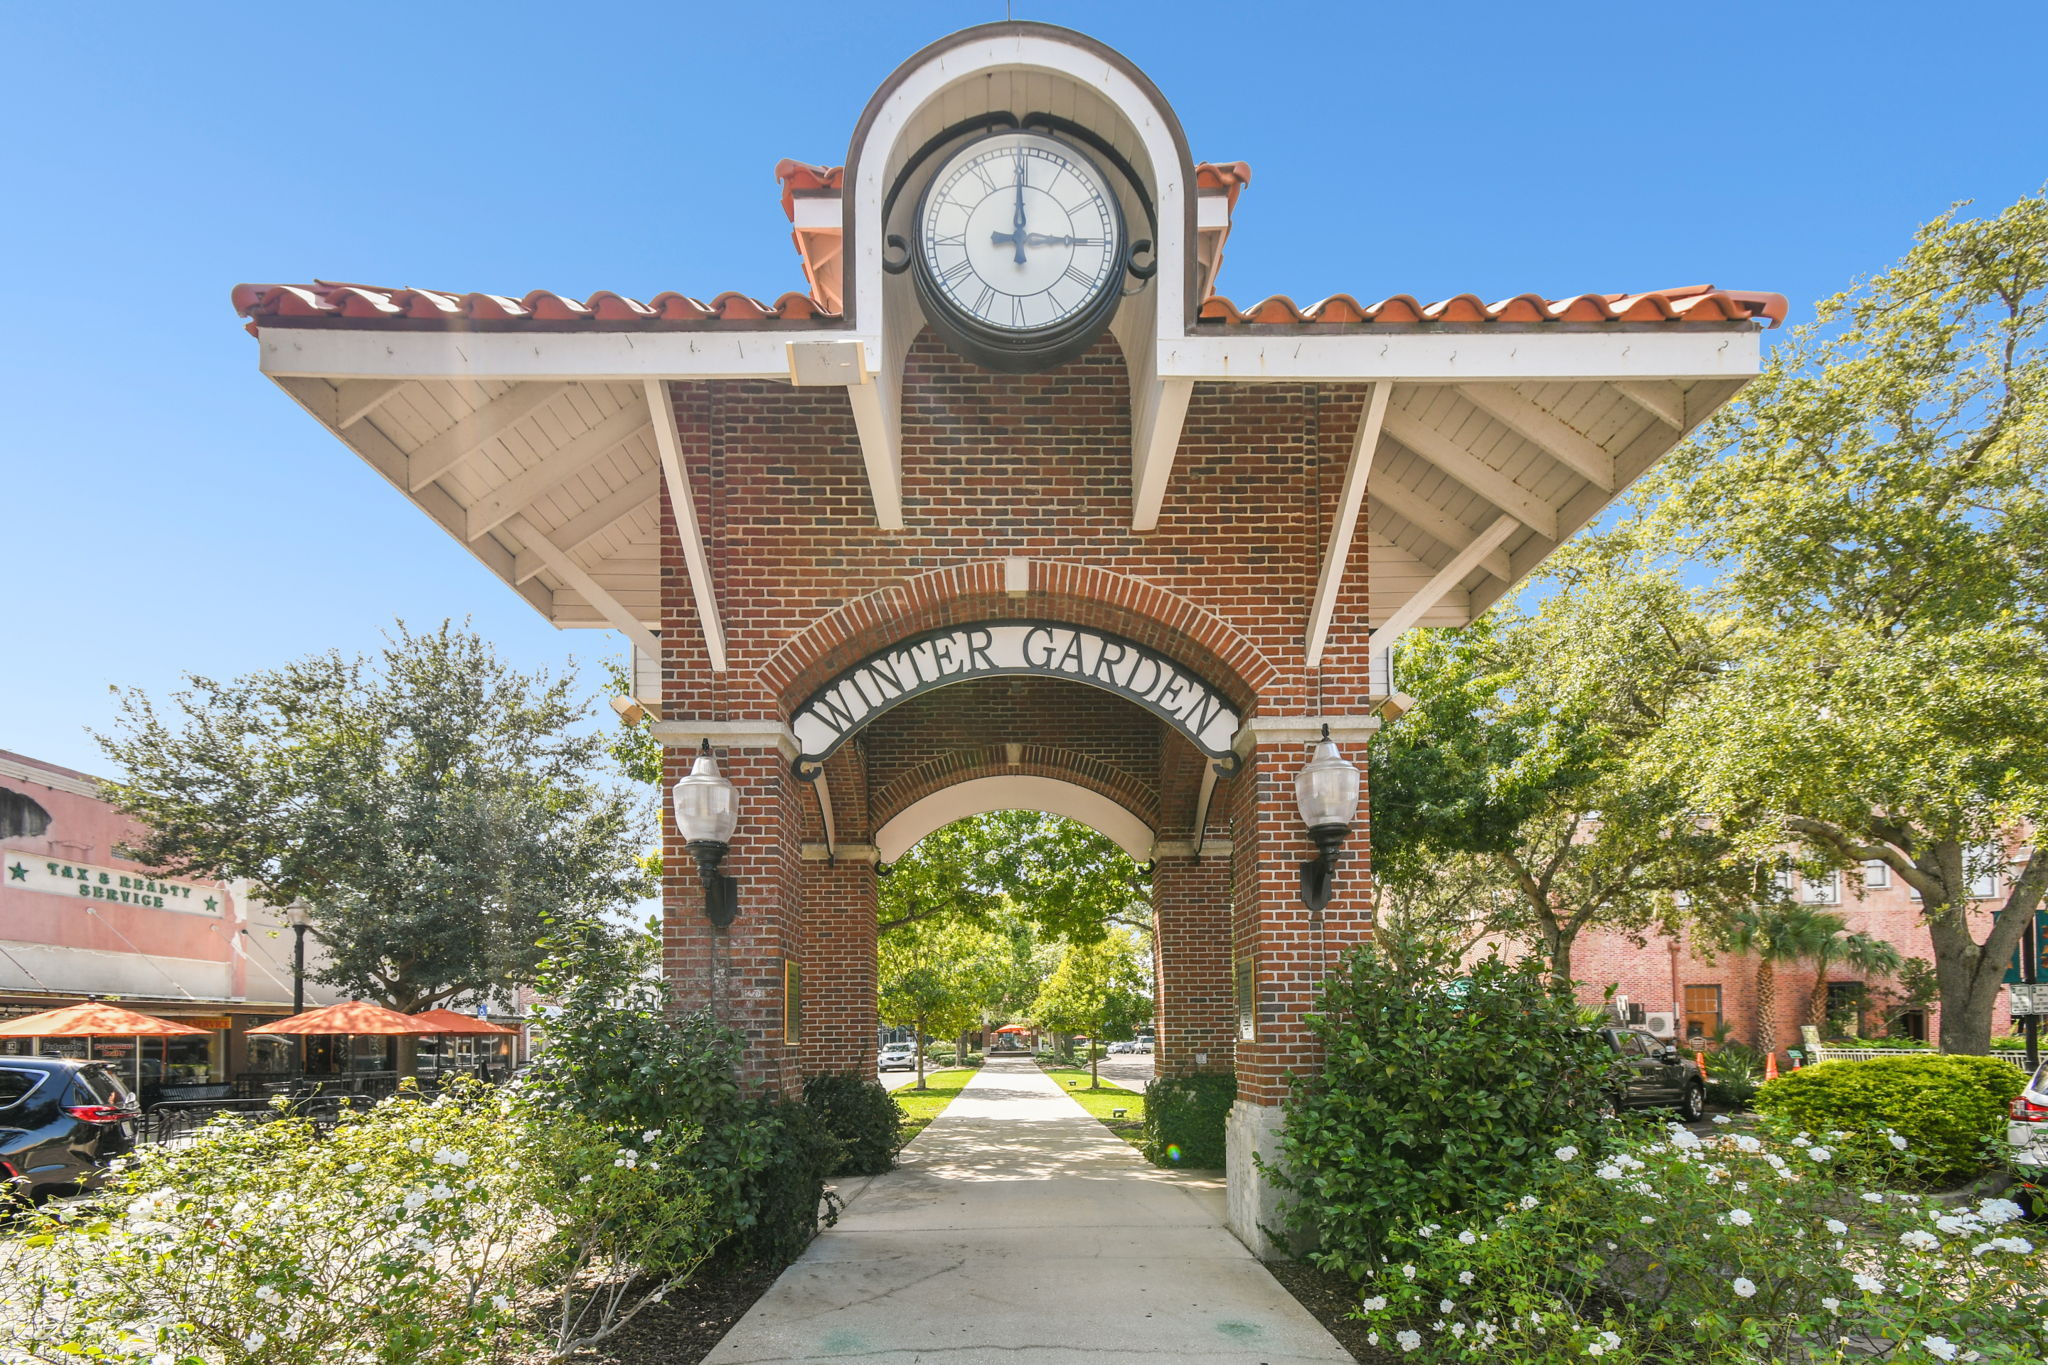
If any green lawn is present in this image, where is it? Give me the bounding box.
[891,1068,976,1146]
[1038,1064,1146,1151]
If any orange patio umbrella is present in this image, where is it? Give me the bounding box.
[0,1001,210,1038]
[410,1008,517,1036]
[246,1001,459,1036]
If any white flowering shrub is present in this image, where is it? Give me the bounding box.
[0,1081,713,1364]
[1351,1119,2048,1363]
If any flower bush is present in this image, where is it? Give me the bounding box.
[522,920,837,1268]
[1276,938,1614,1274]
[1350,1117,2048,1362]
[0,1081,716,1364]
[1754,1056,2024,1185]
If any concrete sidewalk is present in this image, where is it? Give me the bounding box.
[707,1056,1350,1365]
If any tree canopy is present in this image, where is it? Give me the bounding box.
[876,810,1151,944]
[95,622,652,1012]
[1369,555,1751,983]
[1029,928,1152,1087]
[877,914,1013,1086]
[1629,189,2048,1053]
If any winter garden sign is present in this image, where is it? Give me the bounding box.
[790,621,1242,777]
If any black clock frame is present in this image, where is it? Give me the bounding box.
[907,129,1133,375]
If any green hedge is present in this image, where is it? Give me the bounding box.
[803,1072,902,1177]
[1277,945,1613,1277]
[1753,1055,2024,1185]
[1143,1071,1235,1169]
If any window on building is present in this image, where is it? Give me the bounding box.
[1682,985,1722,1043]
[1824,981,1868,1038]
[0,787,52,840]
[1892,1009,1928,1042]
[1771,865,1796,900]
[1861,859,1891,889]
[1968,843,2001,900]
[1802,871,1842,905]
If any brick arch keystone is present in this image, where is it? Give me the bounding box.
[759,559,1279,717]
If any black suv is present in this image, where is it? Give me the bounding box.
[1,1057,140,1203]
[1601,1027,1707,1121]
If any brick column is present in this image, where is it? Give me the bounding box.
[1224,721,1376,1257]
[1152,852,1236,1077]
[662,736,805,1095]
[798,854,879,1076]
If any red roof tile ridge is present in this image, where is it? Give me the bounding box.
[233,281,842,325]
[1200,286,1788,328]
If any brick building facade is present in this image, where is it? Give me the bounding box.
[1567,854,2026,1055]
[233,22,1780,1252]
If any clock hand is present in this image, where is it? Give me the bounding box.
[1012,154,1028,265]
[1022,233,1104,247]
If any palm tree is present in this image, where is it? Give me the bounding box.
[1717,902,1845,1061]
[1806,930,1904,1037]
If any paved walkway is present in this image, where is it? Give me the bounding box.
[708,1057,1350,1365]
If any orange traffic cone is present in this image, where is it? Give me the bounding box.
[1695,1050,1709,1081]
[1764,1051,1780,1082]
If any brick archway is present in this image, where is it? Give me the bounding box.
[870,741,1161,846]
[759,558,1279,719]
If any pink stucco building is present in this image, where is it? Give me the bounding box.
[0,749,343,1096]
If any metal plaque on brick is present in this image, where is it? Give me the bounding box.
[790,621,1242,777]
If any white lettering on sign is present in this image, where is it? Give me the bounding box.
[791,622,1241,771]
[1,848,222,916]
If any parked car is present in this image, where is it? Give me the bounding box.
[877,1044,917,1073]
[1600,1026,1707,1121]
[1,1057,141,1204]
[2008,1061,2047,1214]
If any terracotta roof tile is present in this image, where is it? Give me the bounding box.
[775,159,844,223]
[233,280,838,331]
[1199,286,1786,328]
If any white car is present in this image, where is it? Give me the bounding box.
[878,1045,917,1073]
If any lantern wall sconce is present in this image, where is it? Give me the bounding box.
[673,740,740,928]
[1295,725,1362,912]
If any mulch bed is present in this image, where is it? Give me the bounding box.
[1265,1259,1403,1364]
[569,1263,781,1365]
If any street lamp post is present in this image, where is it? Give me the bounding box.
[286,902,311,1073]
[1294,725,1363,914]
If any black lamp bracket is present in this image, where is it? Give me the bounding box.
[686,839,739,930]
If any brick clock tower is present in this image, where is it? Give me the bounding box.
[233,23,1781,1253]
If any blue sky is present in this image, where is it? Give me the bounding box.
[3,1,2043,776]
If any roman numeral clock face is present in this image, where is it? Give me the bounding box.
[911,131,1127,373]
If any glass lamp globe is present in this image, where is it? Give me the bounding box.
[672,741,739,845]
[1294,734,1361,832]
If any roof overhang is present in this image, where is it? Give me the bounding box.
[235,22,1779,697]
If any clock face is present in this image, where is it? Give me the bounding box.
[914,131,1124,348]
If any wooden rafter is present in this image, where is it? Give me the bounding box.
[464,403,652,541]
[1370,476,1514,581]
[406,382,573,491]
[1458,384,1616,490]
[644,379,728,672]
[503,513,657,656]
[512,471,660,584]
[1368,513,1520,650]
[1382,406,1560,540]
[1305,382,1389,667]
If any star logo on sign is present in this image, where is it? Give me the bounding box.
[6,861,26,882]
[204,896,219,912]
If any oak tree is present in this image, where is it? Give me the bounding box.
[96,622,651,1012]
